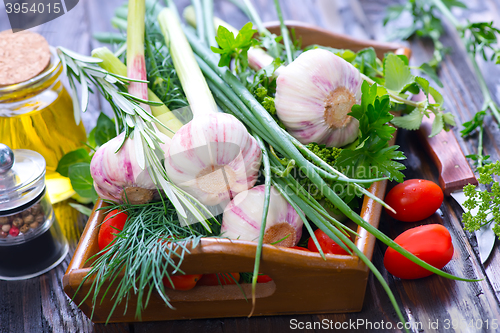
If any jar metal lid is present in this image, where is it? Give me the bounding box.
[0,146,46,215]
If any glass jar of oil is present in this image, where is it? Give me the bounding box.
[0,46,87,174]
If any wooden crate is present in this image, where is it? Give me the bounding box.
[63,22,410,323]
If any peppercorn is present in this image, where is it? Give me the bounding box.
[35,214,44,224]
[0,231,7,238]
[0,216,9,225]
[30,203,42,215]
[30,222,39,229]
[24,215,34,224]
[20,224,30,234]
[2,224,11,233]
[12,217,24,227]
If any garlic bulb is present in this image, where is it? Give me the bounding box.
[275,49,362,147]
[221,185,303,247]
[159,8,262,207]
[164,113,261,206]
[91,132,171,205]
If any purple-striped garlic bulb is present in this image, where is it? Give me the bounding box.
[91,132,171,205]
[275,48,362,147]
[221,185,303,247]
[164,113,262,207]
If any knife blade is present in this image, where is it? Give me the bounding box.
[417,110,496,264]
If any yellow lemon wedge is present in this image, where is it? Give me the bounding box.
[46,171,76,204]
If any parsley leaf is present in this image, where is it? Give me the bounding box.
[335,82,406,182]
[211,22,258,70]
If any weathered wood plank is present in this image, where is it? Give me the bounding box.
[2,0,500,332]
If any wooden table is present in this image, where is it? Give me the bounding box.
[1,0,500,332]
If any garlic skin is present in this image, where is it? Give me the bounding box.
[164,113,262,206]
[91,132,171,204]
[275,49,362,147]
[221,185,303,247]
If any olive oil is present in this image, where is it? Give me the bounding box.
[0,81,86,173]
[0,48,86,174]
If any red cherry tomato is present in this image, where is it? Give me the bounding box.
[290,246,311,252]
[307,229,350,255]
[384,179,443,222]
[98,209,128,252]
[384,224,454,279]
[197,273,241,286]
[256,274,273,283]
[163,274,203,291]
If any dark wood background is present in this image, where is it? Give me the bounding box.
[1,0,500,332]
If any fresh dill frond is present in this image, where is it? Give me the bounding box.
[82,200,221,322]
[462,161,500,239]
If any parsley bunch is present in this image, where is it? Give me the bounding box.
[463,161,500,239]
[335,82,406,183]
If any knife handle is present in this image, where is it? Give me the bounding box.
[417,112,478,196]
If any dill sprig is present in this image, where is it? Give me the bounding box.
[463,161,500,238]
[81,200,221,322]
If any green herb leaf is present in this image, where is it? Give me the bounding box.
[429,86,444,106]
[418,63,443,87]
[463,161,500,240]
[384,53,414,93]
[212,22,257,70]
[352,48,380,78]
[337,82,405,182]
[390,108,424,130]
[68,162,98,201]
[336,140,406,183]
[431,112,444,137]
[415,76,430,97]
[94,112,116,146]
[443,112,457,127]
[69,202,93,217]
[351,82,396,142]
[56,148,92,177]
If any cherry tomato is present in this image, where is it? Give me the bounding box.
[290,246,311,252]
[256,274,273,283]
[163,274,203,291]
[98,209,128,252]
[197,273,240,286]
[384,179,443,222]
[307,229,350,255]
[384,224,454,279]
